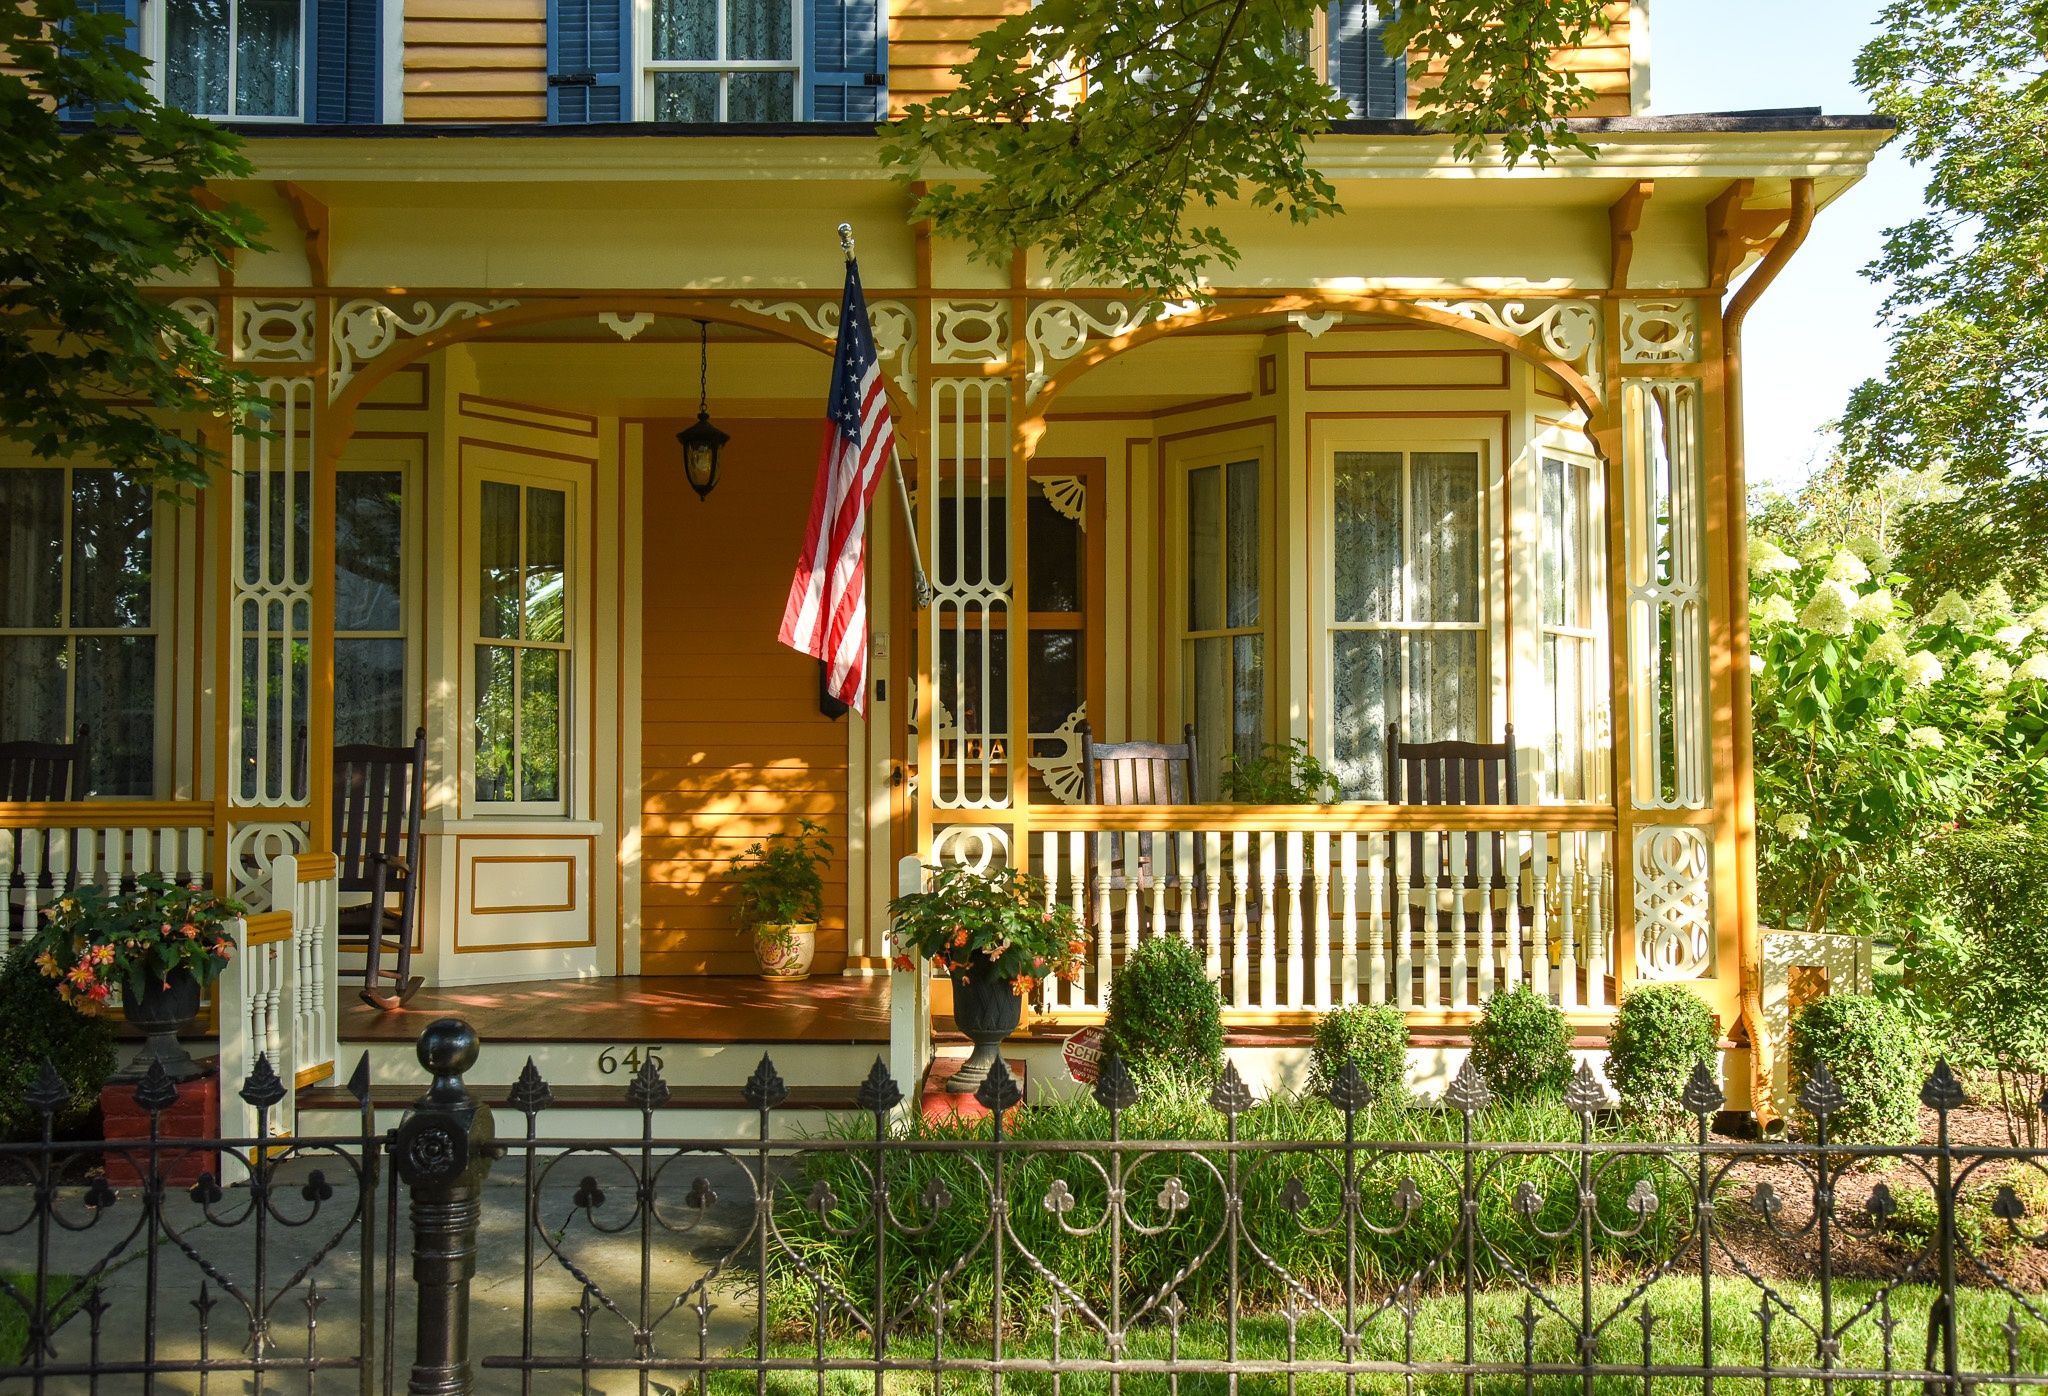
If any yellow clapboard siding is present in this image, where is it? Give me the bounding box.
[405,94,546,119]
[406,44,549,69]
[405,69,547,93]
[405,18,548,42]
[409,0,546,18]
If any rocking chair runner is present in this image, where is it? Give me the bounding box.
[335,727,426,1010]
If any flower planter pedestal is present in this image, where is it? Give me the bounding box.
[920,1055,1026,1126]
[101,1070,219,1187]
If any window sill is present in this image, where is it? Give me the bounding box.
[425,816,604,835]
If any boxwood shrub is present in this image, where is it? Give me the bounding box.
[1607,984,1720,1119]
[1104,936,1224,1086]
[1308,1004,1409,1108]
[1789,993,1924,1144]
[1470,985,1573,1103]
[0,947,117,1141]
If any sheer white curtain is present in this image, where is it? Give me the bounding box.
[651,0,794,119]
[166,0,299,117]
[1187,460,1263,798]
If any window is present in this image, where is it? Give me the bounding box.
[1185,459,1264,799]
[336,469,406,748]
[1539,453,1609,801]
[0,468,158,797]
[473,479,569,811]
[165,0,303,118]
[648,0,796,120]
[1326,449,1485,800]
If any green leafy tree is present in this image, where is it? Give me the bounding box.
[880,0,1612,303]
[2,0,265,493]
[1838,1,2048,594]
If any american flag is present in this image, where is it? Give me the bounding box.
[777,256,895,715]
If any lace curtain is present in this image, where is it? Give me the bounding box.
[167,0,299,117]
[653,0,794,119]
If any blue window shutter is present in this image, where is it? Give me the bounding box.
[312,0,382,122]
[61,0,139,119]
[805,0,885,122]
[1328,0,1404,120]
[548,0,628,121]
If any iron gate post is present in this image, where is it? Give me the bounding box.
[394,1018,497,1396]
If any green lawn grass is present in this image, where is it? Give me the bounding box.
[0,1275,82,1368]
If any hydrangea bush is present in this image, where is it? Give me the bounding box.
[1749,534,2048,933]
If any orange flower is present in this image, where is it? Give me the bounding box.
[1011,975,1037,999]
[181,923,199,939]
[1056,965,1081,983]
[891,954,915,972]
[951,927,969,948]
[66,962,96,988]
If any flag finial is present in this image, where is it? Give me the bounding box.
[837,223,855,261]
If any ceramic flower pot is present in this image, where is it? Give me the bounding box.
[119,968,204,1082]
[754,923,817,981]
[947,970,1022,1093]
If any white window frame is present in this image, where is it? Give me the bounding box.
[0,461,168,800]
[1535,444,1611,804]
[335,442,422,748]
[149,0,309,121]
[636,0,803,121]
[1316,435,1498,801]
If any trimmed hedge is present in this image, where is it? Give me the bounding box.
[1789,993,1924,1144]
[1608,984,1720,1119]
[1471,986,1573,1103]
[1308,1004,1409,1108]
[1105,936,1225,1085]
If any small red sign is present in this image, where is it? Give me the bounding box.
[1063,1027,1107,1085]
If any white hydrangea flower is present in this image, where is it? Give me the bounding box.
[1826,549,1872,584]
[2027,604,2048,631]
[1979,581,2016,618]
[1749,653,1766,675]
[1799,581,1856,636]
[1969,651,2014,690]
[1774,813,1811,840]
[1844,533,1884,563]
[1875,716,1898,735]
[1995,623,2034,650]
[1754,594,1798,625]
[1749,539,1803,574]
[1925,591,1975,628]
[1908,726,1946,750]
[1799,540,1833,563]
[2018,653,2048,682]
[1849,588,1896,624]
[1867,632,1910,666]
[1904,650,1945,686]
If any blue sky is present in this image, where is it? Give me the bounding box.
[1652,0,1923,491]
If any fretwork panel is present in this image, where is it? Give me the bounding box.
[231,376,316,808]
[927,378,1013,810]
[1622,379,1709,811]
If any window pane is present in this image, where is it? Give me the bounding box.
[336,638,406,748]
[651,0,715,60]
[0,470,63,628]
[727,0,791,58]
[475,644,516,802]
[1192,634,1263,800]
[525,486,566,644]
[519,649,561,803]
[1406,631,1480,745]
[166,0,231,113]
[654,72,718,121]
[71,469,153,629]
[937,626,1007,740]
[1026,629,1080,735]
[236,0,300,116]
[1233,633,1264,769]
[1331,629,1399,800]
[1226,459,1260,628]
[726,70,792,120]
[337,472,403,634]
[1027,490,1082,613]
[936,492,1008,588]
[1187,465,1221,631]
[1332,451,1401,624]
[0,636,67,744]
[1540,457,1566,628]
[478,480,520,640]
[1544,633,1594,801]
[1410,451,1480,623]
[75,635,155,796]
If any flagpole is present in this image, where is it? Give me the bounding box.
[840,222,932,611]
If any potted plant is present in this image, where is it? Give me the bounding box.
[1218,738,1341,805]
[888,864,1086,1093]
[29,875,244,1081]
[726,819,832,981]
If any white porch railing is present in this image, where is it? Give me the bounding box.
[1025,807,1618,1020]
[217,851,342,1139]
[1,803,214,946]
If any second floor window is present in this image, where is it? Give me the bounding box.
[167,0,301,118]
[649,0,795,121]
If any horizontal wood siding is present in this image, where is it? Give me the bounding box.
[1409,5,1634,118]
[638,417,850,977]
[405,0,547,122]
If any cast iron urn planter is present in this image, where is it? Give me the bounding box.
[947,969,1020,1093]
[119,968,204,1082]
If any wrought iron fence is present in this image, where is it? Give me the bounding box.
[4,1020,2047,1395]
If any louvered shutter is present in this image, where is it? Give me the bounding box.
[60,0,139,119]
[312,0,382,122]
[1328,0,1403,120]
[805,0,885,122]
[548,0,629,122]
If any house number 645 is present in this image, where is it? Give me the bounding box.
[597,1046,664,1075]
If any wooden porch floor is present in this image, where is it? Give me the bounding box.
[338,975,891,1044]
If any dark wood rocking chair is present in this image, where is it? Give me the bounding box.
[0,725,88,802]
[1385,723,1520,1004]
[335,727,426,1010]
[1077,722,1201,932]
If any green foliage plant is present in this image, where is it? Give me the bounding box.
[1,0,267,494]
[878,0,1612,306]
[888,863,1085,1001]
[1606,984,1720,1124]
[1469,985,1573,1104]
[1217,739,1340,805]
[1896,825,2048,1146]
[27,875,244,1012]
[1789,993,1925,1146]
[1104,936,1224,1086]
[726,820,833,962]
[0,948,116,1140]
[1308,1003,1408,1109]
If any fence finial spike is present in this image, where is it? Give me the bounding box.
[975,1056,1022,1114]
[26,1058,70,1118]
[1325,1056,1374,1115]
[1798,1059,1847,1120]
[1443,1055,1493,1114]
[1207,1060,1255,1118]
[626,1054,670,1112]
[744,1053,788,1111]
[346,1052,372,1107]
[1922,1058,1967,1113]
[508,1057,554,1116]
[1681,1061,1726,1116]
[239,1053,287,1111]
[858,1056,903,1115]
[133,1058,179,1114]
[1093,1053,1139,1112]
[1565,1060,1610,1116]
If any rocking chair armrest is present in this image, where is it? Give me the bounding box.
[365,851,411,878]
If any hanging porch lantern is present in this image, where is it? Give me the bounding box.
[676,318,729,501]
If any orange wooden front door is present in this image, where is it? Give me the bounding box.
[639,418,849,975]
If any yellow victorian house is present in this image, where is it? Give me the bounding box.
[0,0,1891,1133]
